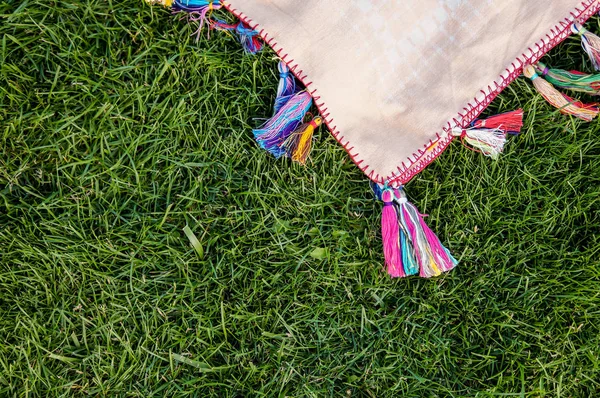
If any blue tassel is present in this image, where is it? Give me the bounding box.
[399,226,419,276]
[274,62,296,113]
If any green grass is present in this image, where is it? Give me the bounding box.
[1,1,600,396]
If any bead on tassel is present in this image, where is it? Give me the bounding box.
[380,188,406,278]
[523,65,599,121]
[394,188,457,278]
[253,91,312,158]
[572,22,600,71]
[211,20,263,54]
[535,62,600,95]
[282,116,322,164]
[275,62,297,113]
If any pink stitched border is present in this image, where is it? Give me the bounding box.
[223,0,600,187]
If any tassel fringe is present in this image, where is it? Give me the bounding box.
[254,62,318,164]
[172,0,222,39]
[211,20,263,54]
[523,65,599,121]
[372,183,457,278]
[535,62,600,95]
[471,109,524,133]
[453,110,523,159]
[453,127,507,159]
[275,62,297,113]
[151,0,263,53]
[253,91,312,158]
[381,189,406,278]
[394,189,457,278]
[572,22,600,71]
[282,116,322,164]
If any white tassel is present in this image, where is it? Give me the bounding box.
[451,127,506,160]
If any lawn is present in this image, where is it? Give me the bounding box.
[1,1,600,396]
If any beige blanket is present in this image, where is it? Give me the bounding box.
[224,0,600,185]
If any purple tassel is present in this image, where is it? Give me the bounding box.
[253,91,312,158]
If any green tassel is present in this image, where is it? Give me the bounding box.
[535,62,600,95]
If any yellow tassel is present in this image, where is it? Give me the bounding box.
[523,65,598,121]
[282,116,322,165]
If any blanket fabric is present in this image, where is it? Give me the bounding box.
[225,0,600,185]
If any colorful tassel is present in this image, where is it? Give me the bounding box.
[275,62,297,113]
[381,189,405,278]
[394,188,457,278]
[453,110,523,159]
[173,0,222,39]
[572,22,600,71]
[253,91,312,158]
[211,20,263,54]
[282,116,322,164]
[535,62,600,95]
[523,65,599,121]
[371,183,456,278]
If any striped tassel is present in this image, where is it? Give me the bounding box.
[572,22,600,71]
[381,189,406,278]
[523,65,599,121]
[253,91,312,158]
[453,110,523,159]
[275,62,297,113]
[282,116,322,164]
[535,62,600,95]
[394,188,457,278]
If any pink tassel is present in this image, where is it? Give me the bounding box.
[381,189,405,278]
